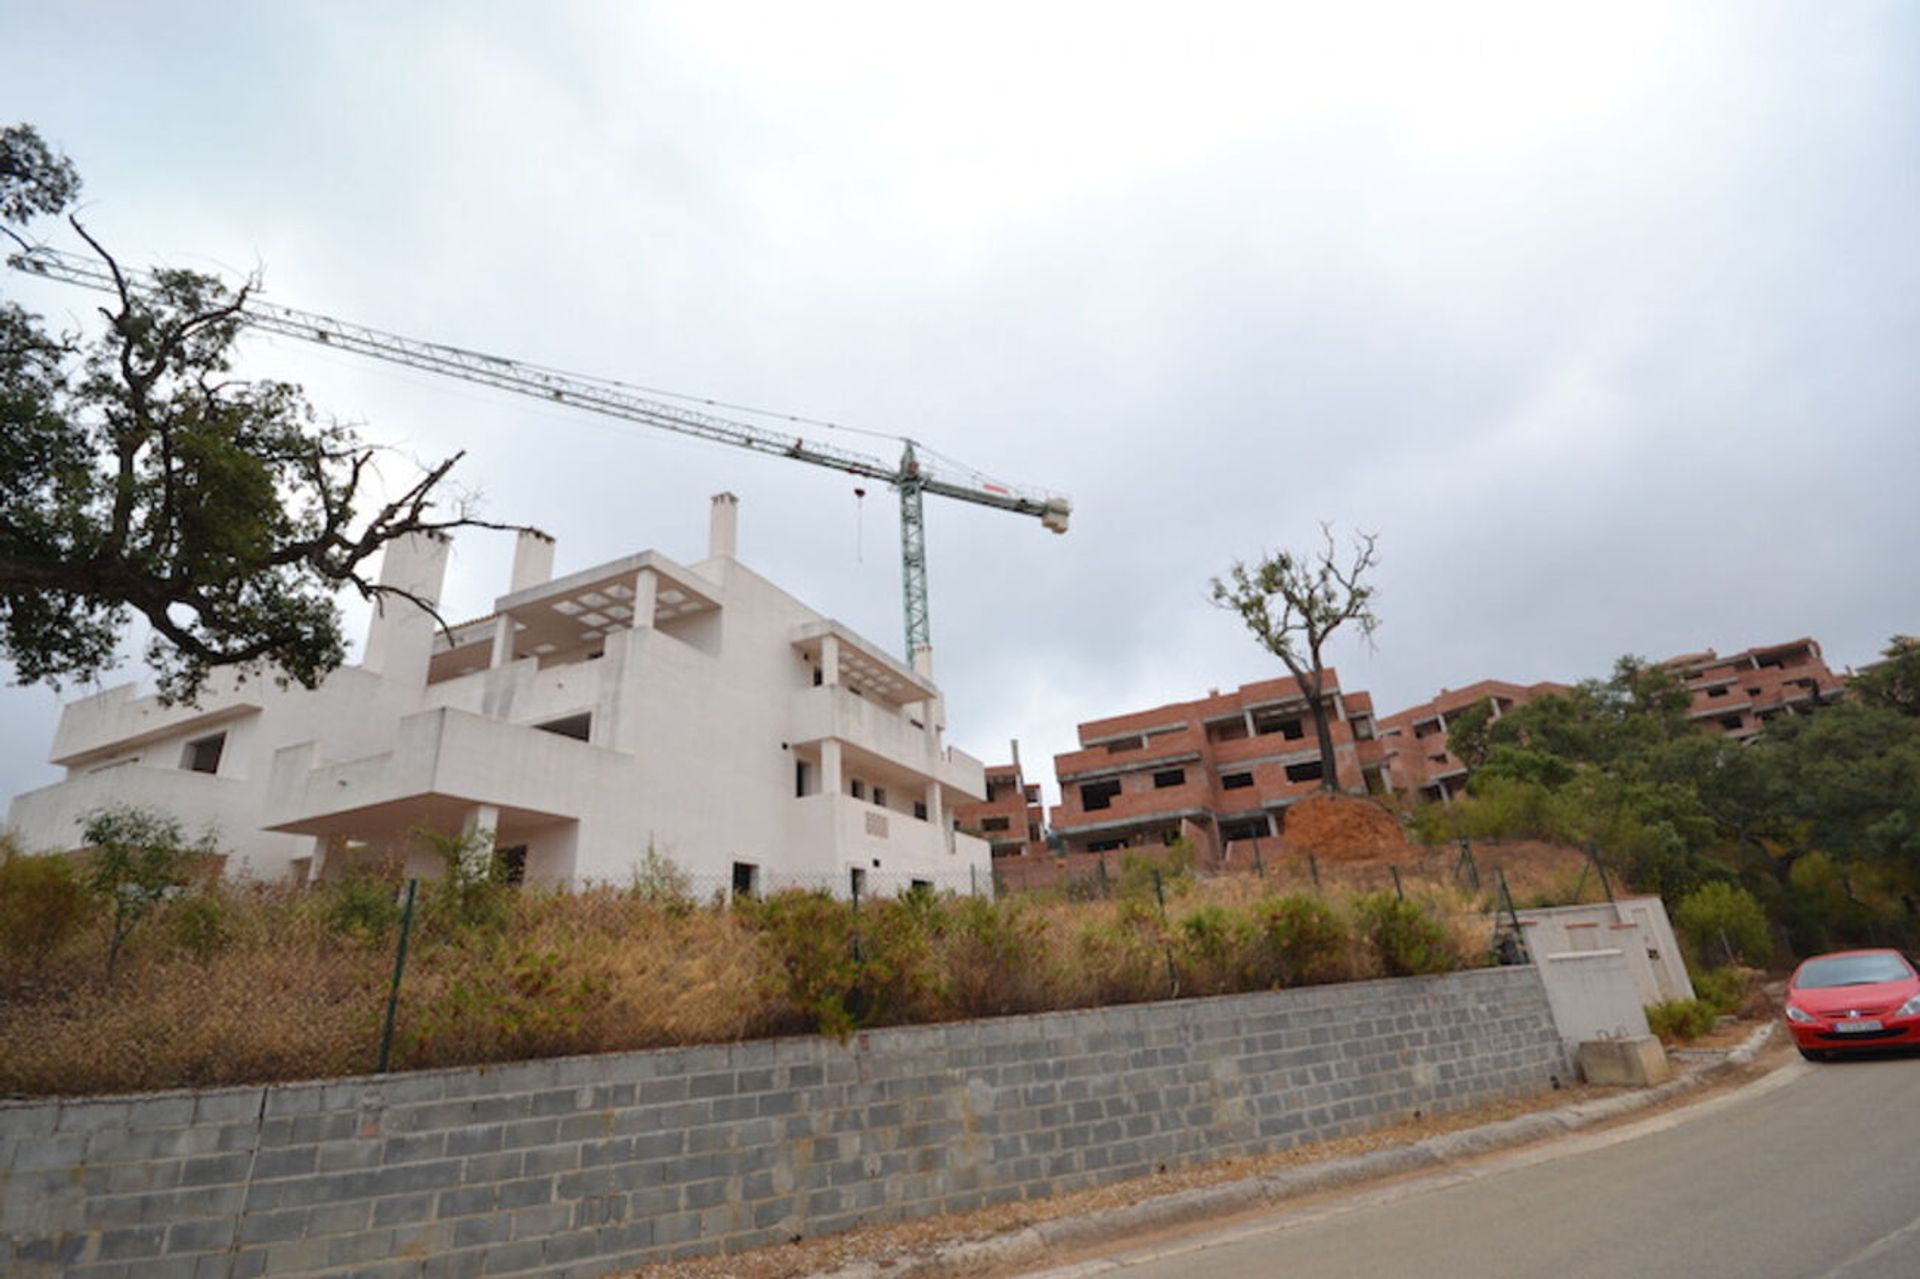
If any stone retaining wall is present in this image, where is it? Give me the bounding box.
[0,965,1568,1279]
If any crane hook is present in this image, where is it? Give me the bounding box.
[853,487,866,563]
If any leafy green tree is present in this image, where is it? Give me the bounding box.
[1486,656,1690,775]
[2,122,511,700]
[81,804,209,977]
[1211,524,1380,791]
[1444,700,1495,774]
[1852,636,1920,718]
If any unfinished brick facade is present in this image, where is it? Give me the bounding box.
[951,745,1048,859]
[1378,679,1569,802]
[1047,671,1386,864]
[1663,637,1846,741]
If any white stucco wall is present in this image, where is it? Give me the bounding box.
[5,505,990,896]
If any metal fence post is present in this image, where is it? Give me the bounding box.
[376,878,419,1074]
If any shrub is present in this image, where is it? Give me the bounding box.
[1174,902,1248,996]
[81,805,206,978]
[937,895,1056,1017]
[1691,965,1750,1017]
[0,840,95,972]
[740,890,862,1036]
[1247,893,1348,988]
[1646,998,1718,1042]
[1069,899,1173,1005]
[627,844,695,916]
[1351,893,1458,977]
[165,890,236,962]
[413,825,511,933]
[1673,882,1773,968]
[320,873,406,943]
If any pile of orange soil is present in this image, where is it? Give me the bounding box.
[1278,792,1410,863]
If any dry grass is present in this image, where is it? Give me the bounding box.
[0,850,1584,1098]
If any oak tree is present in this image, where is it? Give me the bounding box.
[2,124,508,700]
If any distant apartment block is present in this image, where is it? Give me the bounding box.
[1047,672,1385,863]
[1378,679,1569,802]
[1662,637,1846,741]
[951,743,1047,859]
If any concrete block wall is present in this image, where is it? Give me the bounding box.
[0,966,1567,1279]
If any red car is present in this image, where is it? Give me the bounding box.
[1783,949,1920,1060]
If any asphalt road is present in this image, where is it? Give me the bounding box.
[1020,1052,1920,1279]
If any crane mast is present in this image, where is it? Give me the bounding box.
[7,246,1070,668]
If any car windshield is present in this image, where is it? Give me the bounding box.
[1795,954,1913,989]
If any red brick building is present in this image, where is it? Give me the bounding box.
[951,745,1048,860]
[1378,679,1569,802]
[1663,637,1846,741]
[1047,670,1386,864]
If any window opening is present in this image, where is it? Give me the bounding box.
[182,733,226,775]
[731,861,759,899]
[795,760,813,798]
[535,713,591,742]
[1285,759,1324,784]
[850,779,866,800]
[1221,771,1254,791]
[981,816,1011,832]
[1153,768,1186,789]
[1080,779,1121,811]
[497,845,528,886]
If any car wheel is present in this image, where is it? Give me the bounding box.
[1798,1047,1827,1062]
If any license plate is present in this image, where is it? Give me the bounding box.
[1835,1019,1884,1033]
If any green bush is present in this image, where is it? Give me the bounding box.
[937,895,1056,1017]
[1645,998,1719,1042]
[1691,966,1750,1017]
[0,841,95,971]
[1351,893,1457,977]
[320,874,405,943]
[1673,882,1773,968]
[1248,893,1348,988]
[739,890,860,1036]
[81,805,205,978]
[1174,902,1247,996]
[165,890,236,962]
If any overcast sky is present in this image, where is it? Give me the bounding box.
[3,2,1917,814]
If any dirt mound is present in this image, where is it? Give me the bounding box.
[1279,792,1410,862]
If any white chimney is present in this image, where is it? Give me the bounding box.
[709,492,740,560]
[509,529,556,593]
[361,532,451,684]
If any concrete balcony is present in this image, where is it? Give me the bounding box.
[789,685,983,796]
[9,764,249,853]
[263,707,621,836]
[47,678,269,768]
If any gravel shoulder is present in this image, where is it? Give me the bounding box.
[621,1018,1784,1279]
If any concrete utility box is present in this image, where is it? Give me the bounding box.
[1577,1035,1672,1086]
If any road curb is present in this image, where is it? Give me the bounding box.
[808,1022,1779,1279]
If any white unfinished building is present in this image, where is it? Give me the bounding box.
[5,495,992,895]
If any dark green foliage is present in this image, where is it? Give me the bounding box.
[0,841,95,971]
[1674,882,1773,967]
[1247,893,1348,987]
[1645,998,1719,1042]
[1691,966,1750,1017]
[1351,893,1456,977]
[1,122,502,700]
[1852,636,1920,718]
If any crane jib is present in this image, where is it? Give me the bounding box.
[7,246,1070,660]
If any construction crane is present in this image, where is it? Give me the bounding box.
[7,245,1069,672]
